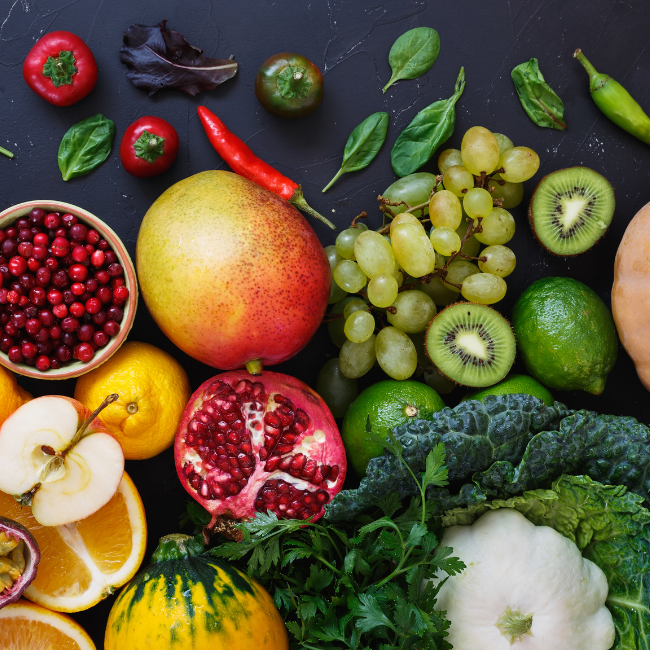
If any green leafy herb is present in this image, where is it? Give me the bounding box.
[383,27,440,93]
[57,114,115,181]
[390,67,465,178]
[322,112,389,192]
[511,58,567,130]
[212,440,464,649]
[443,474,650,650]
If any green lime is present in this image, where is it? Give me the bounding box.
[512,277,618,394]
[461,374,554,406]
[342,380,445,476]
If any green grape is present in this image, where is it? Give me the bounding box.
[420,276,460,304]
[392,266,404,287]
[442,260,480,290]
[430,226,461,256]
[367,273,399,308]
[408,331,430,373]
[354,231,396,278]
[429,190,462,229]
[324,245,348,303]
[487,177,524,209]
[473,207,515,245]
[424,366,457,394]
[460,126,500,175]
[435,252,446,269]
[344,310,376,343]
[479,245,516,277]
[389,211,423,235]
[325,244,344,270]
[316,358,358,418]
[493,133,514,156]
[463,187,493,219]
[343,299,369,320]
[456,220,480,257]
[327,296,359,347]
[392,223,436,278]
[335,224,368,260]
[442,165,475,197]
[383,172,437,216]
[339,335,377,379]
[499,146,540,183]
[375,327,417,380]
[461,272,507,304]
[333,260,367,292]
[387,290,436,333]
[438,148,464,174]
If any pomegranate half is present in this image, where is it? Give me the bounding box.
[136,171,330,373]
[174,370,346,525]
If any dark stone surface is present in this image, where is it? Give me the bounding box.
[1,0,649,644]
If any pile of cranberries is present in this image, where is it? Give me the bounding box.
[0,207,129,372]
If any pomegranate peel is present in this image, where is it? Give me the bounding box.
[174,370,346,528]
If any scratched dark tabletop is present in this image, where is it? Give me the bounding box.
[1,0,650,644]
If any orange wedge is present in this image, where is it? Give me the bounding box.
[0,472,147,612]
[0,599,96,649]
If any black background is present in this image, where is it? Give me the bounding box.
[1,0,650,645]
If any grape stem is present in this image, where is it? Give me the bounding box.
[351,211,368,228]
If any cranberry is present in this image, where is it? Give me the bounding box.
[34,327,50,343]
[95,270,110,285]
[8,256,27,276]
[33,233,49,246]
[62,332,76,347]
[24,305,37,319]
[77,324,94,341]
[18,296,29,307]
[107,263,123,278]
[69,223,87,241]
[18,229,33,243]
[44,213,61,229]
[52,304,67,318]
[27,258,41,272]
[74,343,94,363]
[5,227,17,239]
[47,289,63,305]
[16,219,30,231]
[35,267,51,286]
[1,239,17,257]
[17,242,33,258]
[25,318,41,335]
[0,314,9,326]
[29,208,46,226]
[61,317,79,333]
[0,266,9,283]
[20,274,35,290]
[111,278,125,289]
[10,282,24,296]
[44,257,59,270]
[62,290,75,305]
[85,278,98,292]
[54,228,67,238]
[0,288,7,304]
[38,310,54,327]
[85,297,101,314]
[35,356,50,372]
[90,250,104,267]
[92,330,108,347]
[96,286,112,304]
[49,325,63,340]
[79,291,92,303]
[98,239,109,250]
[11,312,26,328]
[7,290,19,305]
[21,342,37,359]
[61,214,77,228]
[92,310,107,326]
[106,305,123,321]
[51,237,70,257]
[56,345,71,362]
[72,246,88,263]
[4,322,18,337]
[71,282,86,296]
[113,286,129,302]
[7,346,23,363]
[70,302,85,318]
[86,229,100,244]
[50,357,61,370]
[0,336,14,352]
[0,232,5,244]
[51,270,69,288]
[68,264,88,282]
[104,320,120,336]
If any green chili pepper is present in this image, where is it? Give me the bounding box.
[574,48,650,145]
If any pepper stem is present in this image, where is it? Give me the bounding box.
[573,49,609,92]
[290,186,336,230]
[245,359,264,376]
[0,146,13,159]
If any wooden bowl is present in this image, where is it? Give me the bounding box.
[0,200,138,379]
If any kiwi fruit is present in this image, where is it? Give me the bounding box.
[528,167,615,255]
[425,302,516,387]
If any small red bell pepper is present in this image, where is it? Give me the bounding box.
[23,31,98,107]
[120,116,179,178]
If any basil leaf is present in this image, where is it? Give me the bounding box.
[322,112,389,192]
[58,114,115,181]
[383,27,440,93]
[390,67,465,177]
[511,58,567,130]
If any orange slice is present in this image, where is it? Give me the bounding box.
[0,472,147,612]
[0,599,95,649]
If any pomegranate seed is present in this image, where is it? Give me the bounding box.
[71,282,85,296]
[72,246,88,262]
[68,264,87,282]
[113,286,129,302]
[74,343,94,363]
[61,214,77,228]
[52,304,67,318]
[90,250,104,267]
[47,289,63,305]
[7,346,22,363]
[85,297,101,314]
[21,342,37,359]
[104,320,120,336]
[69,302,85,318]
[35,355,50,371]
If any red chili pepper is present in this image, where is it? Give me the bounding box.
[197,106,335,230]
[23,31,97,107]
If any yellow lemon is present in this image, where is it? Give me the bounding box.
[74,341,191,460]
[0,366,32,426]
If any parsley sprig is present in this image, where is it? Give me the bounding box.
[203,425,465,650]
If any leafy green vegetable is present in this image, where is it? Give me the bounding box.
[383,27,440,94]
[211,440,464,649]
[390,67,465,178]
[511,58,567,130]
[443,474,650,650]
[58,114,115,181]
[326,394,572,522]
[322,112,389,192]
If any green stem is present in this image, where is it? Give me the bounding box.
[322,168,344,193]
[290,186,336,230]
[0,146,13,159]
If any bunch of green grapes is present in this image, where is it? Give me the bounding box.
[323,126,540,382]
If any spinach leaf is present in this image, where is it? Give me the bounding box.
[390,67,465,178]
[383,27,440,93]
[322,111,389,192]
[58,114,115,181]
[511,58,567,130]
[120,20,238,96]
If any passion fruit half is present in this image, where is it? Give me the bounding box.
[0,516,40,609]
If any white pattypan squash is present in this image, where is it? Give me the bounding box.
[434,508,615,649]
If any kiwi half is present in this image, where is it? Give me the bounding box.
[425,302,516,387]
[529,167,615,256]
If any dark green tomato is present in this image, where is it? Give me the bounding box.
[255,53,324,118]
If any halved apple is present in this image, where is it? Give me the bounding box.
[0,396,124,526]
